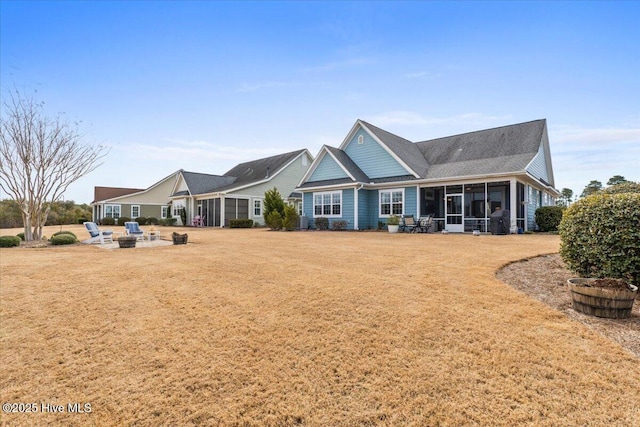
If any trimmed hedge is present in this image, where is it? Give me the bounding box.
[229,219,254,228]
[117,216,131,225]
[559,192,640,286]
[159,218,177,226]
[0,235,21,248]
[535,206,564,232]
[52,230,77,239]
[101,217,116,226]
[135,216,148,225]
[147,217,159,225]
[17,232,25,241]
[50,234,78,245]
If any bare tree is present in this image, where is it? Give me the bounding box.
[0,90,108,241]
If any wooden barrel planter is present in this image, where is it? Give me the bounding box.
[117,236,137,248]
[567,278,638,319]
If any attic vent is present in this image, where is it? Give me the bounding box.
[265,167,270,178]
[358,135,364,145]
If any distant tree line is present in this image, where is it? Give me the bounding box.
[0,199,91,229]
[556,175,633,207]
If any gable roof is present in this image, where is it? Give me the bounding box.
[173,149,309,196]
[416,119,547,179]
[93,186,144,203]
[324,146,370,182]
[300,118,553,189]
[179,171,237,195]
[359,120,429,178]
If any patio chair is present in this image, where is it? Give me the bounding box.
[124,221,145,241]
[417,216,433,233]
[192,215,205,227]
[399,215,417,232]
[83,221,114,244]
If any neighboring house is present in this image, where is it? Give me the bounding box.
[169,149,313,226]
[296,119,560,232]
[91,171,180,223]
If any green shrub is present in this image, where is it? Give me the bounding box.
[263,187,285,225]
[600,181,640,195]
[332,220,348,231]
[315,217,329,231]
[50,234,78,245]
[265,210,283,230]
[117,216,131,225]
[147,217,159,225]
[283,205,299,231]
[77,217,89,224]
[159,218,177,226]
[17,232,25,241]
[535,206,564,232]
[52,230,77,239]
[0,235,21,247]
[559,192,640,286]
[101,217,116,226]
[229,219,254,228]
[135,216,147,225]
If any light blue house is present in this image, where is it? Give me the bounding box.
[296,119,559,232]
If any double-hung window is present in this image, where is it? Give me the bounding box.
[313,191,341,217]
[131,205,140,219]
[254,200,262,217]
[379,189,404,216]
[161,206,168,219]
[105,204,121,219]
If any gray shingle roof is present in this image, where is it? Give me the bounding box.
[325,146,370,183]
[416,119,546,179]
[174,149,307,196]
[214,149,306,192]
[360,120,430,177]
[179,171,237,196]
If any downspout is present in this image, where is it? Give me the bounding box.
[354,183,364,230]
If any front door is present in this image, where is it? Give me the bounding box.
[446,194,464,232]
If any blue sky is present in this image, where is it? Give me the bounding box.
[1,1,638,203]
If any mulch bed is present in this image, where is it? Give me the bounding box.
[497,253,640,358]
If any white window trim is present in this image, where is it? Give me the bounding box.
[253,199,262,217]
[105,204,121,219]
[379,188,405,218]
[131,205,140,218]
[161,206,168,219]
[313,191,342,218]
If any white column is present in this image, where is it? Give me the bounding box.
[510,178,517,233]
[416,185,420,217]
[220,196,225,227]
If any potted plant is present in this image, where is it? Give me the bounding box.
[117,235,137,248]
[387,215,400,233]
[559,186,639,319]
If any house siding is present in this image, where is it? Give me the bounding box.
[304,189,355,230]
[308,154,349,181]
[526,143,549,183]
[344,128,409,178]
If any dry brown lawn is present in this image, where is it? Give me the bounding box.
[1,225,639,426]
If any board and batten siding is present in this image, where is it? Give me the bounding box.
[526,143,549,183]
[344,128,409,179]
[308,154,349,181]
